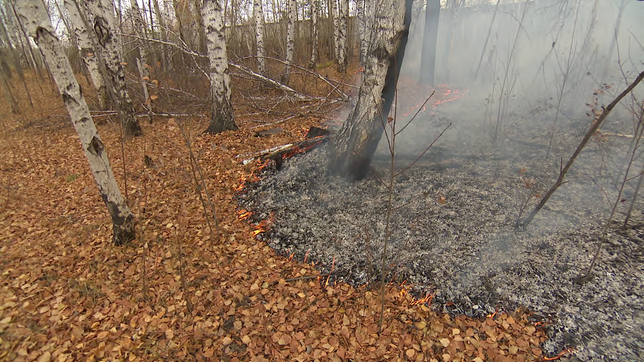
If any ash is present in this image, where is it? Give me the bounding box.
[237,113,644,361]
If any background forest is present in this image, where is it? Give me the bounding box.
[1,0,643,361]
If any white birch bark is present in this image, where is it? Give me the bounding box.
[329,0,412,180]
[337,0,348,72]
[281,0,295,84]
[332,0,339,61]
[152,0,172,68]
[253,0,266,75]
[202,0,237,134]
[64,0,109,110]
[15,0,135,245]
[309,0,318,69]
[129,0,150,77]
[86,0,143,137]
[357,0,368,65]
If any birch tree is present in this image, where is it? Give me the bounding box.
[308,0,318,69]
[151,0,172,68]
[337,0,348,73]
[281,0,295,84]
[15,0,135,245]
[420,0,440,85]
[332,0,339,61]
[357,0,368,65]
[254,0,266,75]
[129,0,151,76]
[86,0,143,138]
[64,0,109,110]
[202,0,237,134]
[329,0,413,180]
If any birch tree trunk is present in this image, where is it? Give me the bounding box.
[337,0,348,73]
[86,0,143,138]
[281,0,295,84]
[308,0,318,69]
[357,0,368,65]
[129,0,151,76]
[193,0,208,54]
[332,0,339,61]
[15,0,135,245]
[202,0,237,134]
[253,0,266,75]
[420,0,440,85]
[329,0,413,180]
[152,0,172,68]
[64,0,109,110]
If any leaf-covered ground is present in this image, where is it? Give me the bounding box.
[0,72,555,361]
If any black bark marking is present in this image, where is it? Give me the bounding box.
[93,18,111,46]
[61,92,73,103]
[88,135,104,155]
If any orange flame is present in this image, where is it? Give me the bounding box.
[543,348,575,361]
[400,85,469,118]
[237,209,252,220]
[236,160,270,192]
[251,212,274,237]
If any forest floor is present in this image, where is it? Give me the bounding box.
[0,71,557,362]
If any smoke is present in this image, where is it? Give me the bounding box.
[384,0,644,151]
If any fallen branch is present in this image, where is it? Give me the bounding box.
[228,62,308,99]
[238,55,353,100]
[239,133,330,165]
[519,70,644,228]
[118,33,315,101]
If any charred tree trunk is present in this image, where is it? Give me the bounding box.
[329,0,413,181]
[254,0,266,75]
[87,0,143,137]
[15,0,135,245]
[202,0,237,134]
[64,0,109,110]
[420,0,440,85]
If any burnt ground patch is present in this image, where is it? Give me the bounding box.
[237,111,644,362]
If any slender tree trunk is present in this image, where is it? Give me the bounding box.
[332,0,339,61]
[329,0,413,180]
[64,0,109,110]
[309,0,318,69]
[202,0,237,134]
[281,0,295,84]
[357,0,368,65]
[337,0,348,72]
[0,69,19,114]
[87,0,143,137]
[10,2,45,83]
[0,8,32,110]
[129,0,151,74]
[254,0,266,75]
[420,0,440,85]
[152,0,171,68]
[15,0,135,245]
[193,0,208,54]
